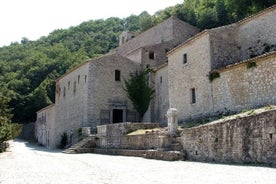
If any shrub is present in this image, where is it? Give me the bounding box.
[58,132,68,149]
[247,61,257,69]
[209,71,220,82]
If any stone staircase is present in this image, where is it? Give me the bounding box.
[62,135,96,154]
[169,137,183,151]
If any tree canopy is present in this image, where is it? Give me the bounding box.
[0,0,274,123]
[124,70,154,121]
[0,96,21,152]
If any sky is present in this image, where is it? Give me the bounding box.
[0,0,183,47]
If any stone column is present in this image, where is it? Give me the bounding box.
[167,108,178,135]
[82,127,91,137]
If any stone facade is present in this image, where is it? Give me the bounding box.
[237,6,276,60]
[153,64,169,126]
[115,16,199,59]
[212,52,276,113]
[168,32,213,120]
[168,6,276,122]
[36,16,199,148]
[87,54,140,130]
[36,6,276,149]
[35,104,55,149]
[54,62,90,146]
[180,108,276,165]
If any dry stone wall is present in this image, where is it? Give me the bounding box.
[180,108,276,165]
[96,122,160,149]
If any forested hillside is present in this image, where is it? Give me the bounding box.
[0,0,275,123]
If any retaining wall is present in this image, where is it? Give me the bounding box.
[180,108,276,165]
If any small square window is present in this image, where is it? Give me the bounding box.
[191,88,196,104]
[149,52,155,60]
[183,53,187,64]
[115,70,121,81]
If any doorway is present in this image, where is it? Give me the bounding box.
[113,109,123,123]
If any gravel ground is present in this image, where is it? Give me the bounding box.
[0,139,276,184]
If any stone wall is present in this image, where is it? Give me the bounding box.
[96,122,159,148]
[237,6,276,60]
[209,25,240,70]
[35,104,55,149]
[180,108,276,165]
[116,17,199,57]
[212,52,276,113]
[168,32,213,121]
[141,43,171,69]
[153,64,169,126]
[87,55,140,129]
[54,62,89,146]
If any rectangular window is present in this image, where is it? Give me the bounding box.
[191,88,196,104]
[63,87,66,97]
[73,81,76,94]
[115,70,121,81]
[78,75,80,84]
[160,76,162,84]
[85,75,87,83]
[149,52,155,60]
[68,81,70,89]
[183,53,187,64]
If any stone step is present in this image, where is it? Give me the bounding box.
[170,143,182,151]
[63,136,96,154]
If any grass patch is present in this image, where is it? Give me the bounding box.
[127,128,161,135]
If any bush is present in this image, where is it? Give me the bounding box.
[58,132,68,149]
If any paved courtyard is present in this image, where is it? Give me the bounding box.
[0,140,275,184]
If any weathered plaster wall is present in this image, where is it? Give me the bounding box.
[153,65,169,126]
[238,7,276,60]
[212,52,276,113]
[168,33,213,121]
[54,62,89,146]
[180,108,276,165]
[87,54,139,129]
[35,104,55,149]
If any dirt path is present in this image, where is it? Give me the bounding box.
[0,140,275,184]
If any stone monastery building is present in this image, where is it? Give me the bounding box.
[36,6,276,149]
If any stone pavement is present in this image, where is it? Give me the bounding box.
[0,140,276,184]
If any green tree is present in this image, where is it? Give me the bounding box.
[139,11,154,32]
[124,70,154,121]
[0,95,21,152]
